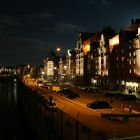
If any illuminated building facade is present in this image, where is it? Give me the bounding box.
[58,56,67,81]
[109,19,140,96]
[43,51,59,81]
[75,28,115,87]
[75,32,95,86]
[87,33,108,88]
[66,49,76,82]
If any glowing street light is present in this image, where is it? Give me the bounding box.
[56,47,61,52]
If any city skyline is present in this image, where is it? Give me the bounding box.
[0,0,140,66]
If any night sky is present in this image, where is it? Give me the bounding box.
[0,0,140,66]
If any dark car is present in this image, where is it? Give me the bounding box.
[58,88,79,99]
[82,87,98,93]
[58,88,71,95]
[118,94,137,100]
[65,91,79,99]
[87,100,111,109]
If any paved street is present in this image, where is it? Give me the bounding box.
[25,80,140,139]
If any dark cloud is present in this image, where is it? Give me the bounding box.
[54,22,85,33]
[0,0,139,66]
[100,0,110,5]
[22,13,54,21]
[87,0,110,5]
[0,15,20,25]
[0,36,49,66]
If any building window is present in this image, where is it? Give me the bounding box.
[101,53,103,57]
[134,69,135,73]
[101,59,104,64]
[116,57,118,61]
[129,53,131,57]
[129,45,131,49]
[129,69,131,74]
[91,55,93,59]
[134,60,135,64]
[121,57,124,61]
[129,60,131,65]
[133,52,136,56]
[121,49,124,54]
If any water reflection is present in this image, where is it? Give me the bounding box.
[0,79,39,140]
[13,80,17,103]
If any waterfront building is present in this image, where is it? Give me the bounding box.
[75,27,115,88]
[109,19,140,95]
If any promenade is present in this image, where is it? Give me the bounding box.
[24,79,140,140]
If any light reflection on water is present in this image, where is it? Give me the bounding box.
[13,80,17,103]
[0,79,39,140]
[0,80,18,139]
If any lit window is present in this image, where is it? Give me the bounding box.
[91,55,93,59]
[134,60,135,64]
[133,52,136,56]
[116,57,118,61]
[129,45,131,48]
[129,53,131,57]
[134,69,135,73]
[122,57,124,61]
[129,60,131,65]
[129,69,131,73]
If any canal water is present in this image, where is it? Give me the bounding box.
[0,79,39,140]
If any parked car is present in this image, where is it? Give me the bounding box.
[87,100,111,109]
[104,91,121,97]
[65,91,79,99]
[58,88,79,99]
[117,94,137,100]
[81,87,98,93]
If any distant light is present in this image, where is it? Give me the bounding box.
[41,71,45,75]
[64,65,67,70]
[56,47,61,52]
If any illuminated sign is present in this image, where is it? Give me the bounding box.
[109,34,119,53]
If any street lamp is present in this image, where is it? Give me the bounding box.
[56,47,61,52]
